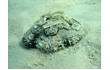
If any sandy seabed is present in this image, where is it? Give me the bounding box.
[8,0,101,69]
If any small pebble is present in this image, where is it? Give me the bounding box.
[78,44,81,47]
[82,49,85,52]
[53,47,57,51]
[33,25,37,28]
[34,63,38,66]
[38,42,43,46]
[28,63,33,69]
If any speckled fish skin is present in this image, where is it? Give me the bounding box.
[22,11,85,52]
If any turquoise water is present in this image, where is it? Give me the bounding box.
[8,0,101,69]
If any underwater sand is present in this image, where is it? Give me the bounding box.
[8,0,101,69]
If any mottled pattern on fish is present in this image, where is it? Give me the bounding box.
[22,11,85,52]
